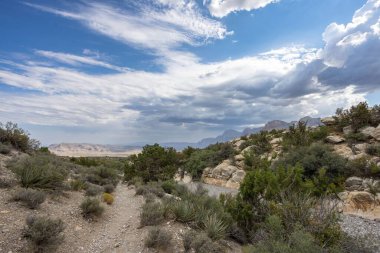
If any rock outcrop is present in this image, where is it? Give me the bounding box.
[326,135,345,144]
[202,160,246,189]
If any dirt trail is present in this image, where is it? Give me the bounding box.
[56,184,147,253]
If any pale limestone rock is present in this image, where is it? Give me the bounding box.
[270,137,282,145]
[359,126,378,139]
[234,154,244,161]
[333,144,353,159]
[353,143,368,154]
[343,125,353,135]
[321,117,335,126]
[326,135,345,144]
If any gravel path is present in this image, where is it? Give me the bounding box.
[340,214,380,252]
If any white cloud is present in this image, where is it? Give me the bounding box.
[1,0,379,144]
[35,50,129,72]
[26,1,231,57]
[205,0,280,18]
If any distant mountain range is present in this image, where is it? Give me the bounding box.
[49,116,322,156]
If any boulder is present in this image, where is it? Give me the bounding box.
[345,176,364,191]
[321,117,335,126]
[338,191,349,202]
[372,125,380,141]
[360,126,376,138]
[348,191,376,211]
[343,125,353,135]
[326,135,345,144]
[234,139,246,150]
[226,170,246,189]
[242,145,255,154]
[270,137,282,145]
[333,144,353,159]
[234,154,244,161]
[353,143,368,154]
[205,160,238,180]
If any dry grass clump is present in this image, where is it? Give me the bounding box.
[140,202,164,227]
[12,188,46,209]
[144,227,172,250]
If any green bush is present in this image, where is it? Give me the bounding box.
[347,157,380,178]
[276,143,347,180]
[334,102,372,132]
[85,166,119,186]
[144,227,172,250]
[23,216,65,252]
[366,144,380,156]
[282,121,311,150]
[161,180,176,194]
[309,126,330,141]
[140,202,164,227]
[80,198,104,218]
[12,189,46,209]
[240,131,271,155]
[126,144,179,182]
[0,142,11,154]
[345,132,369,144]
[0,122,40,152]
[8,154,69,190]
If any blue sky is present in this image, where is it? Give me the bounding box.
[0,0,379,145]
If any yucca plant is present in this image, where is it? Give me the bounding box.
[202,214,228,240]
[172,200,196,223]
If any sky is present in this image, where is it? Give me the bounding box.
[0,0,380,145]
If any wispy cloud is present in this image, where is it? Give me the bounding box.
[35,50,130,72]
[205,0,280,18]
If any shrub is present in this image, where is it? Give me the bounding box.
[170,200,196,223]
[366,144,380,156]
[144,227,172,250]
[80,198,104,218]
[140,202,164,227]
[135,182,165,197]
[103,184,115,194]
[102,193,114,205]
[85,166,119,186]
[161,180,176,194]
[309,126,329,141]
[85,184,103,196]
[23,216,65,252]
[282,121,311,150]
[126,144,179,182]
[0,122,40,152]
[202,214,228,240]
[0,177,13,188]
[8,154,68,190]
[184,232,224,253]
[183,149,215,179]
[70,179,86,191]
[128,176,143,186]
[240,131,271,155]
[276,143,347,180]
[12,189,46,209]
[335,102,372,132]
[345,132,369,144]
[0,142,11,154]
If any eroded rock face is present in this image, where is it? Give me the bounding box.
[348,191,377,211]
[202,159,245,189]
[333,144,353,159]
[352,143,368,154]
[326,135,345,144]
[345,177,364,191]
[343,126,353,135]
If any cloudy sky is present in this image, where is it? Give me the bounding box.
[0,0,380,145]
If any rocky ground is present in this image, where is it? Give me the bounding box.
[0,153,241,253]
[340,214,380,252]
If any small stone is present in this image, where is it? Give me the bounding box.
[115,242,121,248]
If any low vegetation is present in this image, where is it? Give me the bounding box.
[80,198,104,218]
[23,215,65,252]
[0,122,40,153]
[12,189,46,209]
[102,192,114,205]
[144,227,172,250]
